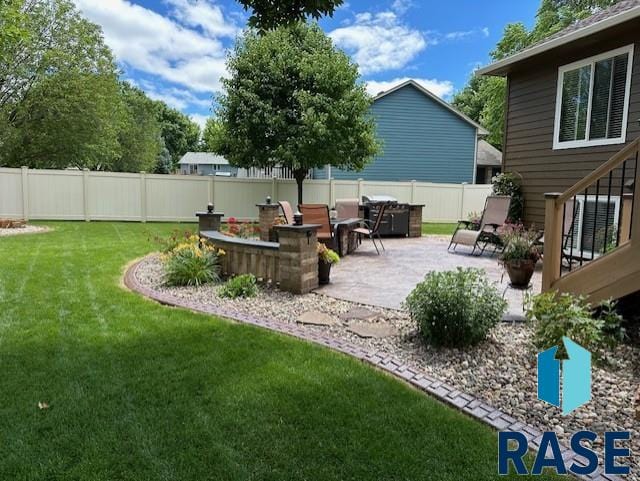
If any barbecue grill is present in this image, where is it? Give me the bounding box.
[361,195,410,237]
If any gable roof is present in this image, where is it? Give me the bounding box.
[476,140,502,167]
[477,0,640,76]
[373,80,489,135]
[178,152,229,165]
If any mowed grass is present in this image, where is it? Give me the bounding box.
[422,223,457,236]
[0,222,557,481]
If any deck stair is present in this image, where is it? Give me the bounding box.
[542,138,640,303]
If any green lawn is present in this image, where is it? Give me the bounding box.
[422,222,457,236]
[0,222,556,480]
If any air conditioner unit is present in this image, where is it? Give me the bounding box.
[566,195,621,260]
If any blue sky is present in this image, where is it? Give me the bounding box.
[73,0,540,130]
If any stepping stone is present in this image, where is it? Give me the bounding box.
[339,307,378,321]
[347,321,399,338]
[297,311,337,326]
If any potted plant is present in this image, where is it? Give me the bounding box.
[317,243,340,285]
[499,224,541,287]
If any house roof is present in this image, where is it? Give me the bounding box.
[178,152,229,165]
[477,0,640,76]
[373,79,489,135]
[476,140,502,167]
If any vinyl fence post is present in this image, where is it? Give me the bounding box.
[271,175,277,202]
[357,178,364,201]
[410,180,416,204]
[208,175,215,204]
[459,183,466,220]
[140,171,147,223]
[21,166,29,221]
[329,177,335,207]
[82,168,90,222]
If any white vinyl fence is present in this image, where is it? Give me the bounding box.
[0,167,492,223]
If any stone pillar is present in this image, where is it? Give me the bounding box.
[276,224,320,294]
[257,203,281,242]
[196,211,224,233]
[409,204,424,238]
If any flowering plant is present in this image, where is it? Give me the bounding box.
[498,224,541,263]
[162,234,225,286]
[317,242,340,264]
[225,217,259,238]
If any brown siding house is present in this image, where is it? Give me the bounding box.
[479,2,640,225]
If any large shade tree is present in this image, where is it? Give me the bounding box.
[237,0,344,31]
[216,22,379,204]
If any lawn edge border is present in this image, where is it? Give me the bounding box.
[123,256,616,481]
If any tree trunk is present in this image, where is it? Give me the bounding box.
[293,168,307,206]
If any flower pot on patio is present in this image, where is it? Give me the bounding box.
[504,259,536,287]
[317,243,339,285]
[318,260,332,285]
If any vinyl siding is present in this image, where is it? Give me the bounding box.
[503,20,640,225]
[315,84,477,183]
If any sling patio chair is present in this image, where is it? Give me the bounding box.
[278,201,295,225]
[448,195,511,256]
[335,198,360,219]
[298,204,334,245]
[351,203,388,255]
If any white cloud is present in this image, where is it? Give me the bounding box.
[391,0,413,14]
[329,11,427,75]
[190,113,210,131]
[73,0,234,93]
[366,77,454,99]
[444,27,490,41]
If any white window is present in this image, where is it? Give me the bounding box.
[553,45,634,150]
[189,164,198,174]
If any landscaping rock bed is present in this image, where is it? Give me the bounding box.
[0,224,51,237]
[135,254,639,477]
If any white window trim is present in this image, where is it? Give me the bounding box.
[553,44,634,150]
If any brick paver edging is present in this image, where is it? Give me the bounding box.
[123,257,619,481]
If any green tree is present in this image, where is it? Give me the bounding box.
[154,141,174,174]
[115,82,163,173]
[452,0,623,150]
[217,22,379,204]
[237,0,344,31]
[202,117,226,153]
[154,103,201,164]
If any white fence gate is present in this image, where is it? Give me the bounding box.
[0,167,492,223]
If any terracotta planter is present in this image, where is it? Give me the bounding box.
[505,259,536,287]
[318,260,332,285]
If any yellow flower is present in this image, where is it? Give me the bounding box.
[218,249,226,256]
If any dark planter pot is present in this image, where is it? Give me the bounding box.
[318,260,332,285]
[505,259,537,287]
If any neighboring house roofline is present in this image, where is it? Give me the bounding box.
[477,3,640,76]
[178,152,229,165]
[373,79,489,136]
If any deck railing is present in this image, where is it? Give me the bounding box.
[542,138,640,298]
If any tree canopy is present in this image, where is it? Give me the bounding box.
[237,0,344,31]
[0,0,200,173]
[216,22,379,203]
[452,0,623,150]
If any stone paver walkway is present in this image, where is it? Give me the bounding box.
[316,235,542,320]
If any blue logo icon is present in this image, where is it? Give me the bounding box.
[537,337,591,415]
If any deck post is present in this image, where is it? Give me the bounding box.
[620,193,634,243]
[542,193,563,292]
[632,161,640,243]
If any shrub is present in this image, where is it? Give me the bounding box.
[405,268,507,347]
[219,274,258,299]
[492,172,524,222]
[163,235,224,287]
[527,292,626,358]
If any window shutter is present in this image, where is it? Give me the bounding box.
[607,53,629,139]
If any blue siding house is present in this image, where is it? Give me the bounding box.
[316,80,488,183]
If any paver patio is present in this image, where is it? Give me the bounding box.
[316,235,542,320]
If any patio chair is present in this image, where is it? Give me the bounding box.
[335,198,360,219]
[298,204,334,244]
[448,195,511,255]
[278,201,295,224]
[351,203,387,255]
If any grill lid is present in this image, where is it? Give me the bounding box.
[362,195,398,204]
